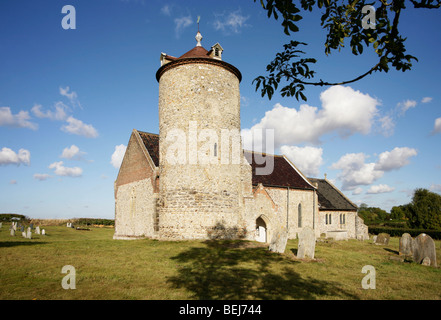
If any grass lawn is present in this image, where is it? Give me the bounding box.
[1,223,440,300]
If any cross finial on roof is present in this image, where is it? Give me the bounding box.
[195,16,202,46]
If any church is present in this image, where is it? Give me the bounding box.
[113,31,368,242]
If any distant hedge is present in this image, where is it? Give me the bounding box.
[75,218,114,226]
[0,214,30,222]
[369,226,441,240]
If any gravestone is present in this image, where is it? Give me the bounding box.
[20,226,24,232]
[375,233,390,245]
[399,233,414,256]
[12,222,17,231]
[22,231,27,238]
[42,229,46,235]
[10,229,15,236]
[0,222,2,228]
[297,226,316,259]
[422,257,431,266]
[35,226,40,235]
[26,227,32,239]
[30,223,34,230]
[413,233,437,267]
[268,228,288,254]
[372,235,377,243]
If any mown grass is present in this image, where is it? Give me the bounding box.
[0,223,440,300]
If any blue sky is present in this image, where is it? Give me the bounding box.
[1,0,440,219]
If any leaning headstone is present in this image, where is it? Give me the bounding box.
[42,229,46,235]
[375,233,390,245]
[413,233,437,267]
[35,226,40,235]
[12,222,17,231]
[10,229,15,236]
[399,233,414,257]
[269,228,288,254]
[26,227,32,239]
[297,226,316,259]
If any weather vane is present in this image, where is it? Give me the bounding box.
[197,16,200,32]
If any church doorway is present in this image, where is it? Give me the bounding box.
[255,217,267,243]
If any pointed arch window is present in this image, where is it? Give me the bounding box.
[298,203,302,228]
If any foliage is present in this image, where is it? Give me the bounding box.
[75,218,114,226]
[369,226,441,240]
[390,205,408,220]
[358,206,388,224]
[405,188,441,230]
[0,213,30,222]
[253,0,440,101]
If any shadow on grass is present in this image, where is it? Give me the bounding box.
[0,241,49,248]
[384,248,399,255]
[167,240,360,300]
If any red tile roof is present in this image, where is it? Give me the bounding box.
[178,46,210,59]
[244,151,315,190]
[136,131,159,167]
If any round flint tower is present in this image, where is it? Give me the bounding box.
[156,31,245,240]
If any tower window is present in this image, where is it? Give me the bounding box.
[214,143,217,157]
[215,47,219,56]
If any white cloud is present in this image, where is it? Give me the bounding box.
[60,145,86,160]
[33,173,51,181]
[432,117,441,134]
[280,145,323,177]
[174,15,193,38]
[60,86,81,109]
[214,10,250,34]
[48,161,82,177]
[367,184,395,194]
[0,147,31,166]
[243,85,380,147]
[31,102,68,121]
[421,97,433,103]
[397,99,417,116]
[430,184,441,193]
[161,4,171,16]
[378,115,395,137]
[352,187,363,195]
[331,147,417,191]
[330,153,383,190]
[375,147,417,171]
[61,116,98,138]
[0,107,37,130]
[111,144,127,169]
